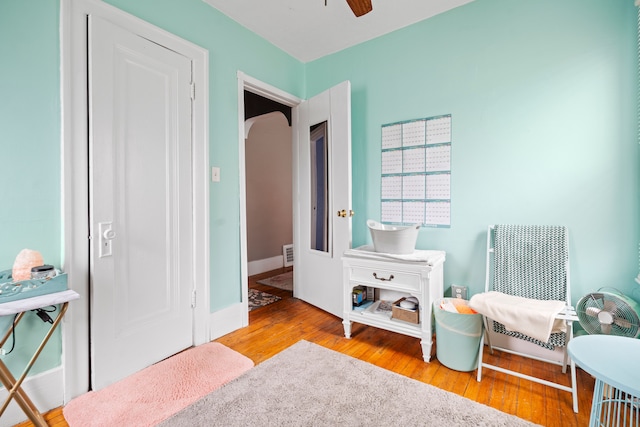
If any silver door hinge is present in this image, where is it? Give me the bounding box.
[190,82,195,100]
[191,289,197,308]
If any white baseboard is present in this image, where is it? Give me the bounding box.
[0,367,63,426]
[209,302,246,340]
[247,256,283,276]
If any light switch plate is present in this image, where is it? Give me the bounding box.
[211,166,220,182]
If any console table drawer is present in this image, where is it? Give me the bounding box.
[350,266,421,291]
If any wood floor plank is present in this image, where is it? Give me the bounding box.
[476,359,497,407]
[462,367,482,401]
[544,366,564,427]
[487,352,509,410]
[516,356,535,421]
[450,370,472,397]
[15,269,593,427]
[503,352,522,416]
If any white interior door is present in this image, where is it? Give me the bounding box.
[294,81,352,318]
[89,15,194,390]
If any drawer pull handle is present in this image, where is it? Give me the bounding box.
[373,273,394,282]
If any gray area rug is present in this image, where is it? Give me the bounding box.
[159,340,538,427]
[256,270,293,291]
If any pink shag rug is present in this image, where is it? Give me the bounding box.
[63,342,254,427]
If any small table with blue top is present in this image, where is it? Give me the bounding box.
[567,335,640,427]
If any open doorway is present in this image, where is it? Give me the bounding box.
[238,76,352,321]
[244,91,294,313]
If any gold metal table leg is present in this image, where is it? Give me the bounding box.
[0,302,70,427]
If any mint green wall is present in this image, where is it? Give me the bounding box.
[0,2,61,273]
[306,0,639,304]
[0,0,63,375]
[0,0,637,383]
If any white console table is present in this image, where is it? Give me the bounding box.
[342,246,445,362]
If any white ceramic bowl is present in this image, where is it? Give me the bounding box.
[367,219,420,255]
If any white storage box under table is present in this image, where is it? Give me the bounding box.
[342,246,446,362]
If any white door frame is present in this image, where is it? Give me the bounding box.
[61,0,210,401]
[237,72,301,325]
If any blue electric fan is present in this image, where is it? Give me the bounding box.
[576,289,640,338]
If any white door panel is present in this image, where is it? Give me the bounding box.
[294,81,352,318]
[89,15,193,390]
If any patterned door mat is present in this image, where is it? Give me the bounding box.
[248,289,281,311]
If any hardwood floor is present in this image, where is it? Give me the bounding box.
[16,267,593,427]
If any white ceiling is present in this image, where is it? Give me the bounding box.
[203,0,474,63]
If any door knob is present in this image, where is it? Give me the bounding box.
[337,209,355,218]
[99,222,115,258]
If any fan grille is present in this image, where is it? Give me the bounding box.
[577,292,640,338]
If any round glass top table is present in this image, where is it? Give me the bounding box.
[567,335,640,427]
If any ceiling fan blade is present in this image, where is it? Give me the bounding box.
[601,323,612,334]
[346,0,373,17]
